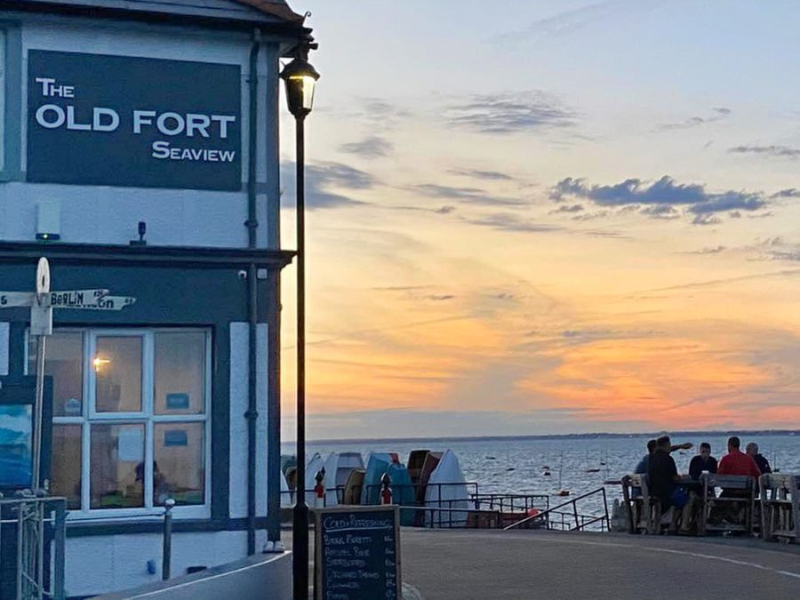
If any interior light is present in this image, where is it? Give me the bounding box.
[93,357,111,372]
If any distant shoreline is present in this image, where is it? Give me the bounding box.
[292,429,800,447]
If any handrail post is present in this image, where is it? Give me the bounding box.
[602,487,610,532]
[16,501,24,600]
[162,498,175,581]
[54,499,66,600]
[37,500,45,597]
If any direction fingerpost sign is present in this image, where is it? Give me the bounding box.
[0,257,137,490]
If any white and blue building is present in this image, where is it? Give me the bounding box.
[0,0,309,596]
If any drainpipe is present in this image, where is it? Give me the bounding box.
[265,44,283,544]
[245,29,261,556]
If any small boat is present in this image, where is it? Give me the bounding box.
[424,450,469,527]
[360,453,395,505]
[407,449,431,485]
[323,451,365,506]
[416,451,443,504]
[542,471,551,477]
[342,469,365,505]
[280,470,293,507]
[585,468,601,473]
[554,490,571,497]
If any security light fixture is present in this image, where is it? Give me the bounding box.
[280,53,319,119]
[130,221,147,246]
[36,200,61,241]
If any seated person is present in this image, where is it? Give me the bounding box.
[714,436,761,524]
[689,442,718,480]
[648,435,682,519]
[745,442,771,475]
[635,438,693,474]
[718,436,761,482]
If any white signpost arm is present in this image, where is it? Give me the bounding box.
[0,258,137,493]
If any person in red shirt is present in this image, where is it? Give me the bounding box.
[717,436,761,479]
[715,435,761,524]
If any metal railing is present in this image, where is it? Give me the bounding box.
[0,494,66,600]
[471,493,550,514]
[503,487,610,532]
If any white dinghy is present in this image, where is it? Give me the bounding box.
[424,449,470,527]
[323,451,365,506]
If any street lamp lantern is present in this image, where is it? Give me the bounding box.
[280,54,319,118]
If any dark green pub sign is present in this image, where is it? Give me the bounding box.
[27,50,242,191]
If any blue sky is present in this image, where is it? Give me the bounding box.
[279,1,800,441]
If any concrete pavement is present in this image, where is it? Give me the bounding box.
[399,529,800,599]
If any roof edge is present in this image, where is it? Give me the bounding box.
[0,0,310,35]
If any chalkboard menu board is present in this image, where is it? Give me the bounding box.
[315,505,401,600]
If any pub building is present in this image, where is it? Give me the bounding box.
[0,0,310,596]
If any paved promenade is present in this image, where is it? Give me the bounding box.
[399,529,800,599]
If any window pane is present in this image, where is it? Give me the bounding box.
[90,423,144,509]
[153,423,204,506]
[95,337,142,413]
[28,332,83,417]
[154,332,205,415]
[51,425,81,509]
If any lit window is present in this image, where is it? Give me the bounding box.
[29,329,211,518]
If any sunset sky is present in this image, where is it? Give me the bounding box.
[278,0,800,441]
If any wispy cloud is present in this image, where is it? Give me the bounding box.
[640,205,680,219]
[464,213,562,234]
[448,167,513,181]
[411,183,528,207]
[389,204,457,215]
[684,246,727,255]
[657,107,731,131]
[550,175,768,223]
[339,135,394,159]
[491,0,663,44]
[442,92,576,135]
[282,160,374,210]
[550,204,584,214]
[729,145,800,159]
[772,188,800,198]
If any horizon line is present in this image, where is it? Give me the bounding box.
[282,428,800,447]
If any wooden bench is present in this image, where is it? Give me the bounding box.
[759,473,798,542]
[698,473,756,535]
[621,474,661,534]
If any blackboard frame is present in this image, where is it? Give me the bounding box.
[314,505,402,600]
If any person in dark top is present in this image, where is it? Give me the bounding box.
[689,442,718,480]
[745,442,771,475]
[648,435,680,511]
[635,438,693,474]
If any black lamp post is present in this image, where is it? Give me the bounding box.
[281,45,319,600]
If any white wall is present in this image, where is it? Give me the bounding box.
[229,321,270,519]
[64,529,273,597]
[0,14,278,248]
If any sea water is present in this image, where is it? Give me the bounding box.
[289,434,800,518]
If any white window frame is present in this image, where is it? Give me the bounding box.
[29,327,212,521]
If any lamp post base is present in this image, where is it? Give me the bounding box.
[292,500,310,599]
